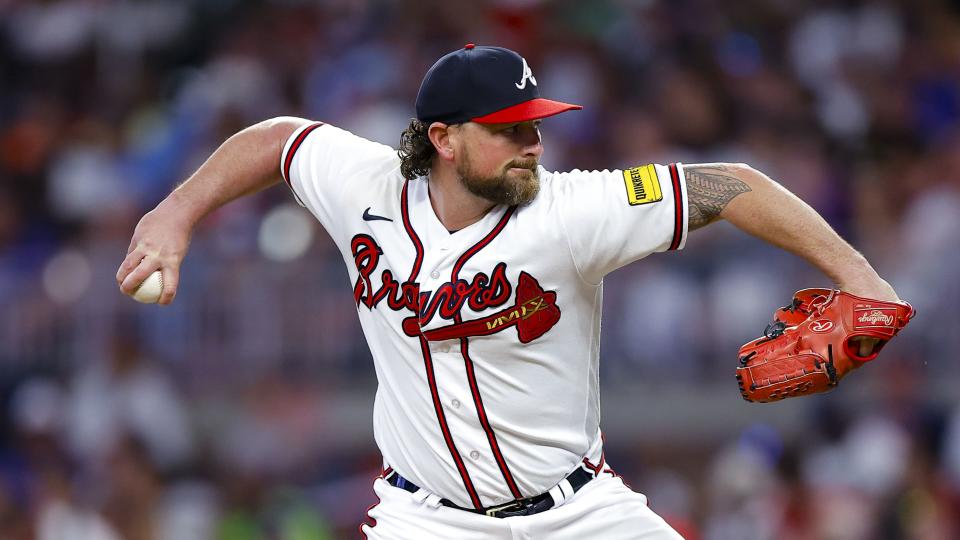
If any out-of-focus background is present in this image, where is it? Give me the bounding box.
[0,0,957,538]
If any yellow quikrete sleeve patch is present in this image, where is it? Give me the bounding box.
[622,164,663,205]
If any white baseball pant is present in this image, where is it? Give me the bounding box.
[360,471,684,539]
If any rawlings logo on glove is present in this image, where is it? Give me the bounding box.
[736,288,915,403]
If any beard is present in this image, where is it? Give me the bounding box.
[456,152,541,207]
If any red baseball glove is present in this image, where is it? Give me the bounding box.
[736,288,915,403]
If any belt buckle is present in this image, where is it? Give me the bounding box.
[484,500,526,518]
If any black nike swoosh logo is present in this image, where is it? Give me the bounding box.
[363,207,393,222]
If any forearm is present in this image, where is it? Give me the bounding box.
[116,116,309,303]
[685,163,896,300]
[164,116,309,226]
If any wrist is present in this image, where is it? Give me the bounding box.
[161,187,206,229]
[835,267,899,302]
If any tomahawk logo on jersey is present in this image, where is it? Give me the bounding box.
[279,121,688,509]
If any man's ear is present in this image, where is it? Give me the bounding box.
[428,122,457,161]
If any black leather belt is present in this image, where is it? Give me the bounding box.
[385,466,594,518]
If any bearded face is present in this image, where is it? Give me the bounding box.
[455,142,541,207]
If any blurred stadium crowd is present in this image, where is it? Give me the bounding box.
[1,0,959,538]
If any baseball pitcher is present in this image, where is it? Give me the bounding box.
[117,45,912,539]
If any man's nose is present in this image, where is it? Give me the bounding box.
[522,127,543,158]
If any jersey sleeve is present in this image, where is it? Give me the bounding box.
[279,122,398,237]
[554,163,688,284]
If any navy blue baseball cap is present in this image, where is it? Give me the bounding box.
[415,44,582,125]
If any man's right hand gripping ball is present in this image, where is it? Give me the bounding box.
[736,288,915,403]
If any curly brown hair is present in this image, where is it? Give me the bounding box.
[398,119,436,180]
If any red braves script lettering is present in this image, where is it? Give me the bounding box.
[351,234,420,311]
[350,234,512,325]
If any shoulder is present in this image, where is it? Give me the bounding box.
[533,167,625,205]
[281,120,406,214]
[287,122,398,160]
[530,163,685,223]
[537,167,621,191]
[282,122,401,182]
[513,168,623,223]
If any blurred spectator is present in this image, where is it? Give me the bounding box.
[64,331,193,471]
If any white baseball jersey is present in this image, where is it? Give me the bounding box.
[280,122,688,510]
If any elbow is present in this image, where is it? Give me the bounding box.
[685,162,759,231]
[261,116,312,142]
[252,116,314,161]
[725,163,764,185]
[719,163,780,198]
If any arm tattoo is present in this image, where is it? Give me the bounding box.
[684,165,752,231]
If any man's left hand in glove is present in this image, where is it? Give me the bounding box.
[736,288,916,403]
